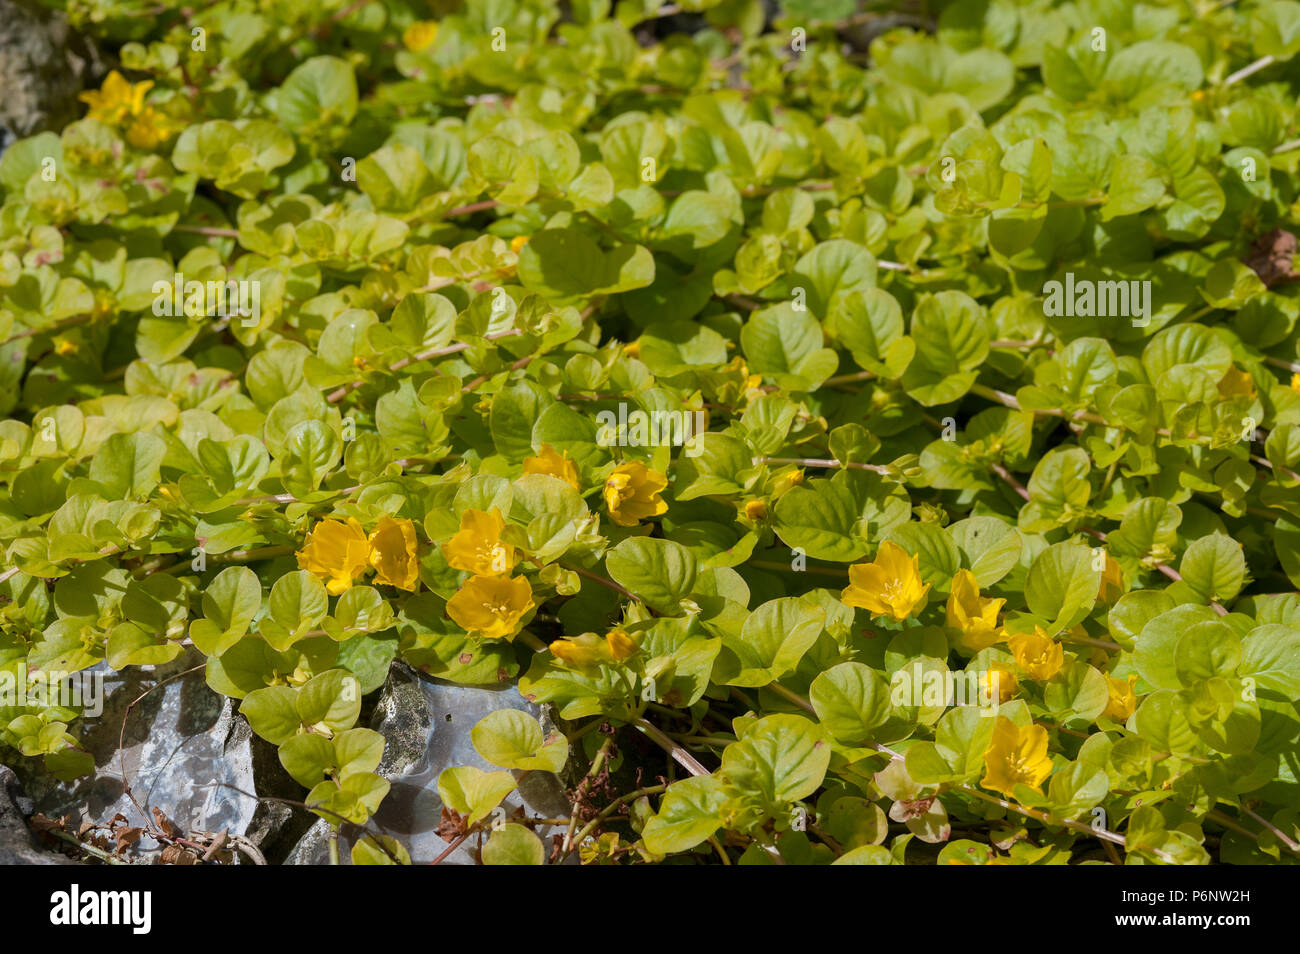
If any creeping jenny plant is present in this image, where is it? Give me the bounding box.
[3,0,1300,865]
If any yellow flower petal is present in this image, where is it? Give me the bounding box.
[522,443,580,490]
[945,568,1005,651]
[125,107,174,150]
[1097,553,1124,603]
[981,664,1019,705]
[772,468,803,497]
[1007,627,1064,681]
[1102,673,1139,722]
[79,70,154,125]
[403,20,439,53]
[368,516,420,591]
[981,716,1052,798]
[1217,365,1256,400]
[841,541,931,621]
[297,518,370,596]
[442,508,516,576]
[549,634,606,669]
[550,629,638,669]
[603,461,668,527]
[605,628,638,661]
[447,574,534,640]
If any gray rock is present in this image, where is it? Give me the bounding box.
[0,766,77,864]
[13,651,265,855]
[285,663,573,864]
[0,0,101,143]
[240,723,309,860]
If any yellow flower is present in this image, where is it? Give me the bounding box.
[368,516,420,591]
[441,508,515,576]
[772,468,804,497]
[1008,627,1064,681]
[549,633,607,669]
[744,499,768,521]
[79,71,178,150]
[447,574,535,640]
[53,336,77,356]
[1097,552,1124,603]
[1102,674,1139,722]
[981,717,1053,798]
[841,541,931,621]
[1218,366,1256,400]
[523,443,580,490]
[79,70,153,124]
[603,461,668,527]
[623,340,641,359]
[510,235,530,254]
[606,628,638,661]
[724,356,762,391]
[549,628,638,669]
[125,106,176,150]
[980,663,1019,705]
[297,518,370,596]
[1291,373,1300,394]
[945,569,1005,651]
[403,20,439,53]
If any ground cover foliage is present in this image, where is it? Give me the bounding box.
[3,0,1300,864]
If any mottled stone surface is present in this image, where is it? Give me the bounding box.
[0,0,101,144]
[285,663,573,864]
[12,655,574,863]
[13,652,262,853]
[0,766,76,865]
